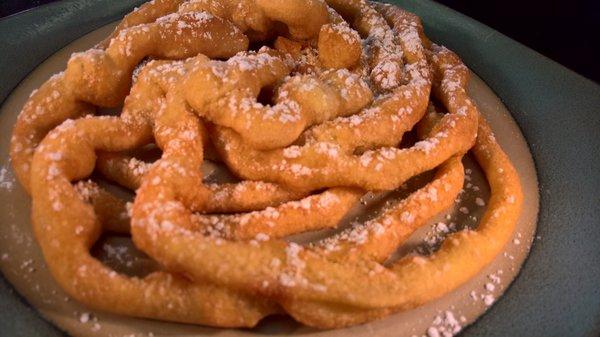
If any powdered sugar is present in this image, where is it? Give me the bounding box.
[0,165,14,191]
[419,310,465,337]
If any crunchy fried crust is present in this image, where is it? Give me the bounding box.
[10,0,523,330]
[11,9,248,193]
[129,45,520,328]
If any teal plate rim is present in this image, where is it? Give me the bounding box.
[1,1,599,336]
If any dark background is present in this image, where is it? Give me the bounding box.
[1,0,598,83]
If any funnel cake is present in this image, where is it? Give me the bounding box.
[9,0,523,330]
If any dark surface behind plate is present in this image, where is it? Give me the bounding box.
[0,1,599,336]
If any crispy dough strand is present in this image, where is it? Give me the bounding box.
[179,0,329,40]
[209,2,446,190]
[96,151,311,213]
[11,0,525,329]
[314,156,463,263]
[10,11,248,192]
[211,49,473,191]
[27,55,281,326]
[184,51,373,149]
[192,188,362,240]
[129,41,520,328]
[281,118,522,328]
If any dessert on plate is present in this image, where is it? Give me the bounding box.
[8,0,523,329]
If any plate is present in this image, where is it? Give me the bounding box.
[0,0,598,336]
[0,19,539,337]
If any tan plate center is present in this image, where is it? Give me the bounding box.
[0,23,539,337]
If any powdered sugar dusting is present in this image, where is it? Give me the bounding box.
[0,165,15,191]
[419,310,465,337]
